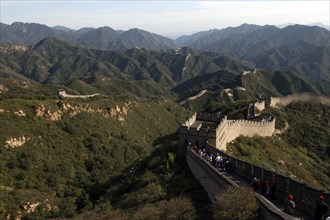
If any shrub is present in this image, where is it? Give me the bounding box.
[213,187,259,220]
[160,197,196,220]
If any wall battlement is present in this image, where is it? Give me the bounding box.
[183,112,197,127]
[179,111,275,154]
[227,119,274,126]
[180,126,217,138]
[195,111,222,123]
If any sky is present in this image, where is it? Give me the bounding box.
[1,0,329,38]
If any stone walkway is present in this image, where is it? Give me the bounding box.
[219,169,313,220]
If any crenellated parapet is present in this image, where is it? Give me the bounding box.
[180,126,217,138]
[196,111,222,123]
[227,118,275,127]
[219,117,275,150]
[183,112,197,127]
[179,111,276,156]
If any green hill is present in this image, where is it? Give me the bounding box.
[1,38,328,101]
[227,101,330,191]
[0,90,200,218]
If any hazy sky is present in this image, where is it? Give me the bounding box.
[1,1,329,37]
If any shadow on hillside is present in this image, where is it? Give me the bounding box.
[86,132,213,219]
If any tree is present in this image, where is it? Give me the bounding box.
[213,187,260,220]
[160,197,196,220]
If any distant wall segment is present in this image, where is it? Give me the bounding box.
[270,93,330,108]
[58,89,99,99]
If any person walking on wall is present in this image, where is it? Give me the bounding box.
[284,194,296,216]
[314,195,328,220]
[251,176,260,192]
[269,181,277,199]
[260,178,269,196]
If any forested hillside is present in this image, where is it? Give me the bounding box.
[0,84,204,219]
[1,22,329,84]
[1,21,329,220]
[1,38,328,102]
[228,101,330,190]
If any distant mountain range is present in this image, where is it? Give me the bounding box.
[1,37,328,100]
[1,22,329,85]
[277,22,329,30]
[176,24,330,83]
[0,22,176,50]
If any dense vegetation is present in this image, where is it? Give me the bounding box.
[2,22,329,85]
[227,102,330,190]
[1,77,329,219]
[0,91,214,219]
[1,22,329,218]
[213,187,260,220]
[1,36,329,102]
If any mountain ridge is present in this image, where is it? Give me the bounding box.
[1,37,329,100]
[2,22,328,83]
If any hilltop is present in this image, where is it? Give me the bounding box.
[1,38,329,102]
[1,22,329,83]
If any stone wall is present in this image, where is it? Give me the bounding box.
[270,93,330,108]
[182,113,197,127]
[195,112,222,123]
[186,148,296,220]
[218,118,275,150]
[186,149,237,202]
[255,101,266,114]
[179,126,217,158]
[202,143,330,217]
[179,113,276,153]
[58,90,99,99]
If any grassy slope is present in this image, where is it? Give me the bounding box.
[227,102,330,190]
[0,94,210,219]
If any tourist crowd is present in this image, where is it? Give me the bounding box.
[187,143,328,219]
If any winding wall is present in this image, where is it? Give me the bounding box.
[196,144,330,218]
[186,148,297,220]
[270,93,330,107]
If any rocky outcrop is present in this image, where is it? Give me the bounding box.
[0,84,8,93]
[22,202,40,214]
[4,136,29,149]
[14,110,26,117]
[0,45,28,52]
[0,184,14,191]
[35,104,61,121]
[57,101,136,122]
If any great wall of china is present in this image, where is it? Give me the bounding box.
[58,89,99,99]
[270,93,330,107]
[179,96,330,219]
[179,100,275,153]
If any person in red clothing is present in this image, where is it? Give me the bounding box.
[284,194,296,216]
[260,178,269,196]
[314,195,328,220]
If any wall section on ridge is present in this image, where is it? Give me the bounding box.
[218,119,275,150]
